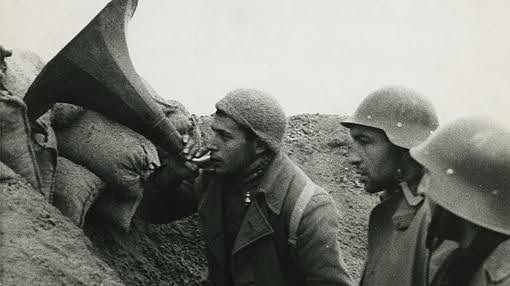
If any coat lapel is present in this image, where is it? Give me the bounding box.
[198,152,298,263]
[232,198,274,255]
[259,152,300,215]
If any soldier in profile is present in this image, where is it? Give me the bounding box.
[341,86,440,286]
[141,89,353,286]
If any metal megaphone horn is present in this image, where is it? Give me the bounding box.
[24,0,183,155]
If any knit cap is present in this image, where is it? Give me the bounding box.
[215,89,287,152]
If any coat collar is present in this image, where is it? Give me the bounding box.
[231,152,299,253]
[391,175,427,230]
[198,151,298,263]
[256,151,297,215]
[485,239,510,283]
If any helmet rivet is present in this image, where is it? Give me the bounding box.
[397,122,403,128]
[446,168,454,175]
[367,115,372,119]
[491,190,499,196]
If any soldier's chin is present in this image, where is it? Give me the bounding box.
[211,165,232,177]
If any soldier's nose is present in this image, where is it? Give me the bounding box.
[207,143,218,152]
[348,153,362,166]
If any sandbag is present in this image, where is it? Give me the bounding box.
[2,48,45,99]
[30,118,58,203]
[0,90,42,193]
[142,78,190,131]
[147,89,199,161]
[53,156,106,227]
[50,103,85,130]
[56,110,160,231]
[0,91,57,202]
[49,96,187,133]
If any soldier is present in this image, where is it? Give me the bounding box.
[341,86,440,286]
[410,116,510,286]
[141,89,353,286]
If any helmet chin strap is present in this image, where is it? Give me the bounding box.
[395,152,425,191]
[399,181,424,207]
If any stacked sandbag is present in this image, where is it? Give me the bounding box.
[53,156,106,227]
[2,48,46,99]
[56,110,160,232]
[0,161,124,285]
[30,118,58,202]
[0,48,57,202]
[151,93,191,134]
[0,91,47,198]
[50,103,86,130]
[149,91,196,161]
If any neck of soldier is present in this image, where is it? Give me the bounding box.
[224,151,274,190]
[388,162,424,195]
[458,221,481,249]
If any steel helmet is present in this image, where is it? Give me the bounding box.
[410,116,510,235]
[341,86,439,149]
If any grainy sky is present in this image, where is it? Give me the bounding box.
[2,0,510,125]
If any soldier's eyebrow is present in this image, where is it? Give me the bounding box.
[211,125,232,137]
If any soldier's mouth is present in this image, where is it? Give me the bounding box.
[356,170,369,182]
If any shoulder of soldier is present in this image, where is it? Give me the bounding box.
[369,191,402,220]
[482,238,510,285]
[295,180,339,228]
[305,185,336,212]
[284,163,336,216]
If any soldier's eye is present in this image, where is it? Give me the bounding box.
[219,131,232,140]
[355,135,370,145]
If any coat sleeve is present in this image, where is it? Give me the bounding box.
[295,192,353,286]
[137,163,202,224]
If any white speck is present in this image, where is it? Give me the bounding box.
[446,169,454,175]
[491,190,499,196]
[430,130,434,134]
[397,122,403,127]
[367,115,372,119]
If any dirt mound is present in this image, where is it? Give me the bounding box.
[83,213,207,286]
[0,173,123,285]
[284,114,378,279]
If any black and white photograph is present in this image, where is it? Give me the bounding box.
[1,1,509,285]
